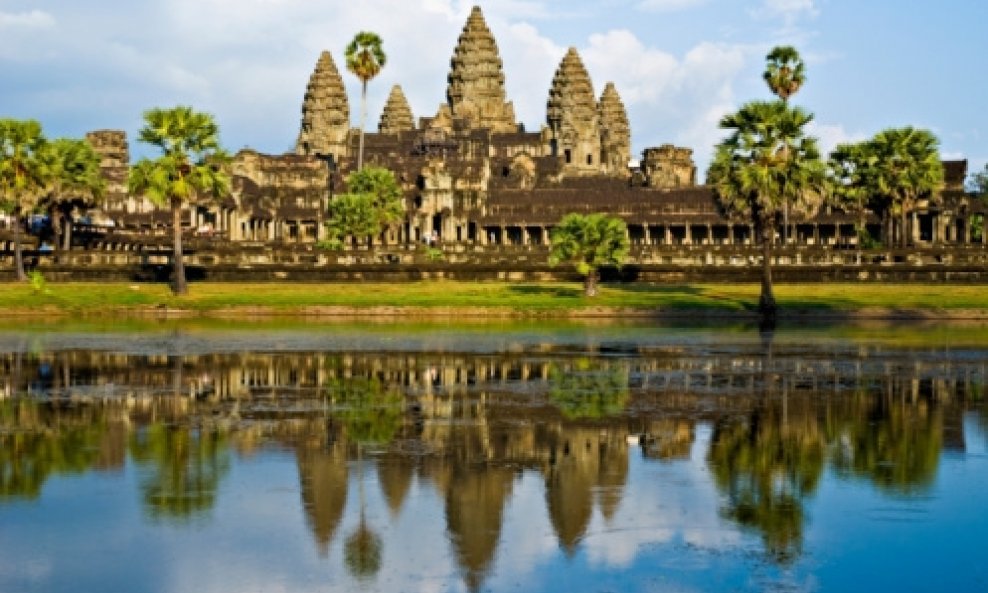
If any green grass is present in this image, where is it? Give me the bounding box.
[0,281,985,317]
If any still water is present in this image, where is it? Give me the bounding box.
[1,320,987,593]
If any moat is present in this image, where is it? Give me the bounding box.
[1,321,987,593]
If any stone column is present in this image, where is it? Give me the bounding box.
[664,226,672,245]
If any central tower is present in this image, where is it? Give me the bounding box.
[444,6,517,133]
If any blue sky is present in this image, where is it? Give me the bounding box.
[1,0,985,178]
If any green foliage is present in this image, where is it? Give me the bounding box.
[425,247,444,261]
[326,166,403,244]
[763,45,806,101]
[327,376,404,446]
[0,118,50,212]
[548,359,630,419]
[971,214,984,242]
[129,423,231,521]
[708,100,826,223]
[41,137,105,206]
[345,32,387,83]
[128,106,231,295]
[28,270,48,294]
[549,213,629,296]
[967,162,988,198]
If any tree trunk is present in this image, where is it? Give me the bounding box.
[62,207,73,252]
[171,198,188,295]
[758,217,777,321]
[13,211,27,282]
[358,81,367,170]
[900,208,909,248]
[584,269,598,297]
[50,206,63,261]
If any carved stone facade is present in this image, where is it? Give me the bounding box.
[598,82,631,177]
[546,48,601,176]
[76,5,982,255]
[378,85,415,134]
[642,145,697,189]
[295,50,350,161]
[444,5,517,134]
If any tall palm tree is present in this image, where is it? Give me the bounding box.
[829,141,883,246]
[549,212,630,297]
[763,46,806,102]
[41,138,105,254]
[128,106,230,295]
[0,119,50,281]
[867,127,944,248]
[345,31,386,171]
[708,100,826,319]
[764,46,806,244]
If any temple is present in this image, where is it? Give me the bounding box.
[4,5,984,278]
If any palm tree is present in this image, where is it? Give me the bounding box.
[763,46,806,102]
[128,106,231,295]
[708,100,826,319]
[549,212,629,297]
[764,46,806,244]
[0,119,50,281]
[829,141,883,246]
[40,138,105,254]
[345,31,386,171]
[867,127,944,247]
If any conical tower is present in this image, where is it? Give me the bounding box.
[598,82,631,176]
[547,48,600,174]
[444,5,517,133]
[295,50,350,159]
[378,85,415,134]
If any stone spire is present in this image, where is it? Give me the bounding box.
[598,82,631,176]
[378,85,415,134]
[546,48,601,174]
[444,5,517,133]
[295,50,350,159]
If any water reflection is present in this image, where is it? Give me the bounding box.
[0,327,986,592]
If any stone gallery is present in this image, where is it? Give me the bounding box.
[25,6,987,268]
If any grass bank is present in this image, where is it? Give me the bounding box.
[0,281,986,319]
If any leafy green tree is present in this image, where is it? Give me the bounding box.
[969,162,988,197]
[128,106,231,295]
[868,127,944,247]
[325,165,403,248]
[40,137,105,253]
[345,32,386,170]
[0,118,50,281]
[763,45,805,102]
[549,213,629,297]
[708,100,826,318]
[828,141,881,245]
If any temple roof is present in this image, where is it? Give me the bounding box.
[295,50,350,157]
[379,85,415,134]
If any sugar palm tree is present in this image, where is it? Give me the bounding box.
[867,127,944,247]
[763,46,806,102]
[128,106,231,295]
[41,138,105,254]
[0,118,50,281]
[764,46,806,244]
[345,31,386,171]
[708,100,826,319]
[549,213,629,297]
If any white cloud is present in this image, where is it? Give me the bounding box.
[808,122,868,156]
[637,0,707,12]
[758,0,819,21]
[0,9,55,29]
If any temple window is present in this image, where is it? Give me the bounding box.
[564,149,571,164]
[587,154,593,165]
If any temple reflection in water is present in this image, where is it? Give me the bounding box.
[1,333,986,590]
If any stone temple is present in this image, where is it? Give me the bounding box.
[82,5,977,253]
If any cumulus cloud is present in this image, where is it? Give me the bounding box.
[807,122,869,156]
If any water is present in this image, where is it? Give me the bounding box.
[1,320,987,593]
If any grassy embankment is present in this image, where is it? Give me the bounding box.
[0,281,986,318]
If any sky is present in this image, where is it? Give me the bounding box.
[1,0,985,179]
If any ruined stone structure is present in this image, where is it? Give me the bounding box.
[295,50,349,161]
[61,4,983,269]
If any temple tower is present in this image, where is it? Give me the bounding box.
[295,51,350,160]
[378,85,415,134]
[598,82,631,177]
[444,5,517,133]
[547,48,601,175]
